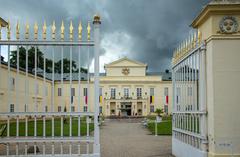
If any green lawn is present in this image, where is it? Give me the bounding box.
[146,115,172,121]
[0,117,94,137]
[147,121,172,135]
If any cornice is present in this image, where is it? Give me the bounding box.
[191,4,240,28]
[206,34,240,43]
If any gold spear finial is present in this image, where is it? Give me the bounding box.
[43,20,47,40]
[51,21,56,40]
[178,45,181,59]
[178,44,181,58]
[78,21,82,41]
[61,20,65,40]
[16,21,20,40]
[177,46,180,58]
[183,40,187,54]
[25,22,29,40]
[178,43,181,59]
[188,35,191,51]
[7,20,11,40]
[186,38,189,52]
[193,31,197,48]
[87,22,91,41]
[181,41,184,55]
[34,22,38,40]
[185,39,188,54]
[191,33,194,49]
[69,20,74,40]
[198,29,202,45]
[173,49,176,59]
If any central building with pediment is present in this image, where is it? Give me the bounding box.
[98,57,172,117]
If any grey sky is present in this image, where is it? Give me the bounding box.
[0,0,210,72]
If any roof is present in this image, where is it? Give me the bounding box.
[191,0,240,28]
[104,57,147,68]
[146,72,172,81]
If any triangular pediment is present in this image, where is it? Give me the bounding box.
[105,57,147,68]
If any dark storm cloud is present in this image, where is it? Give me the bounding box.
[0,0,211,71]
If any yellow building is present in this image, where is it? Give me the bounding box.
[0,57,172,117]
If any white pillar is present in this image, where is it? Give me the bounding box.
[199,44,208,151]
[93,15,101,155]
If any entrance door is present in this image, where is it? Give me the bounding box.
[121,102,132,116]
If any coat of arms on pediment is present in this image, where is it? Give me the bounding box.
[122,68,130,75]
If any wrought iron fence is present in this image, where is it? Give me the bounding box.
[0,15,101,156]
[172,31,208,152]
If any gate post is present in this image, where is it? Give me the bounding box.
[93,14,101,156]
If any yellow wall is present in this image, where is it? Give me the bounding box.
[0,64,52,113]
[206,39,240,156]
[195,5,240,156]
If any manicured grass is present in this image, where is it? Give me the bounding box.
[146,115,172,121]
[0,117,94,137]
[147,121,172,135]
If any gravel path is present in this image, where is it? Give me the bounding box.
[100,119,173,157]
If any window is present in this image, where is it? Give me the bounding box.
[58,106,61,112]
[83,106,88,112]
[188,87,192,96]
[10,77,15,91]
[164,87,168,96]
[164,105,168,114]
[124,88,129,98]
[45,106,48,112]
[99,88,102,96]
[36,83,39,95]
[137,88,142,98]
[111,88,116,99]
[58,88,62,96]
[150,105,154,113]
[150,88,154,96]
[84,88,88,96]
[10,104,14,112]
[71,88,75,96]
[45,86,48,96]
[24,104,28,112]
[71,96,74,104]
[71,106,75,112]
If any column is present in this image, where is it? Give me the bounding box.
[93,14,101,155]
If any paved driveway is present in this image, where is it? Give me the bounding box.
[100,119,173,157]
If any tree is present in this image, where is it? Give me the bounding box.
[10,46,51,72]
[10,46,87,73]
[155,108,164,117]
[54,58,87,74]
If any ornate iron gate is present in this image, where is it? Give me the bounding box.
[172,31,208,157]
[0,16,101,156]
